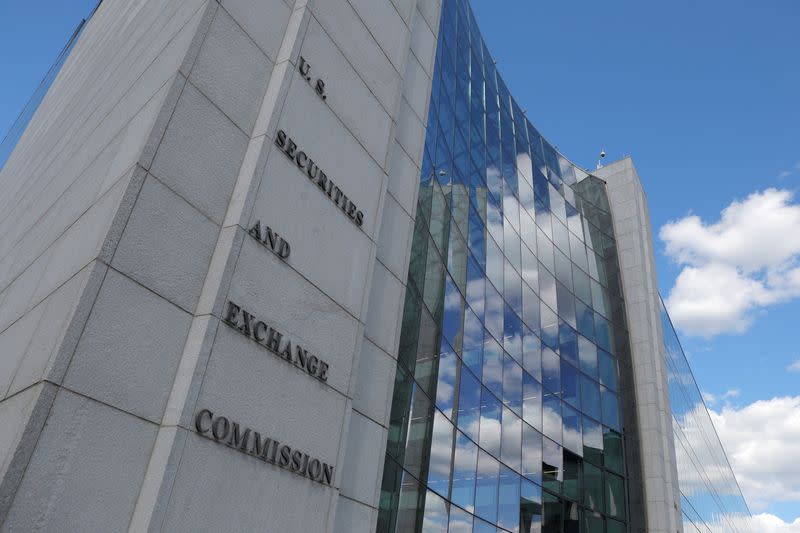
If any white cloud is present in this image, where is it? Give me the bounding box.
[710,396,800,511]
[704,389,741,405]
[779,170,793,179]
[788,359,800,373]
[751,514,800,533]
[660,188,800,337]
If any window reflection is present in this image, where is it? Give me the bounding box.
[379,0,636,530]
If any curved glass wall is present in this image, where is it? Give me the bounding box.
[661,298,753,532]
[377,0,637,531]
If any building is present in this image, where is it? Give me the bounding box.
[0,0,752,531]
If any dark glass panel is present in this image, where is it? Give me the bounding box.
[520,479,543,533]
[605,472,626,520]
[542,438,563,494]
[562,451,582,502]
[581,509,603,533]
[603,428,624,475]
[541,492,562,533]
[564,501,580,533]
[582,462,603,512]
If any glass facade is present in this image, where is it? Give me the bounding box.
[661,299,753,532]
[377,0,638,531]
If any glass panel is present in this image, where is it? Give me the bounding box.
[541,347,560,395]
[562,451,582,503]
[542,391,561,444]
[522,423,543,484]
[564,501,580,533]
[451,430,478,512]
[542,438,562,494]
[422,489,449,532]
[395,471,423,532]
[448,505,473,533]
[605,472,626,520]
[580,375,601,421]
[522,330,542,382]
[428,410,454,497]
[541,492,561,533]
[603,428,624,474]
[522,372,542,431]
[582,416,604,466]
[501,407,523,472]
[462,309,484,378]
[480,387,503,457]
[598,350,617,391]
[561,360,580,409]
[457,366,482,441]
[582,462,603,512]
[476,451,500,523]
[503,353,523,414]
[498,466,521,532]
[520,479,543,533]
[577,336,597,378]
[601,387,620,431]
[561,403,583,456]
[436,346,458,419]
[483,337,503,398]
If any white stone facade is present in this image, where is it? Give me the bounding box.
[0,0,441,531]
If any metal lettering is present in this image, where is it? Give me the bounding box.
[227,422,251,451]
[265,328,282,353]
[212,416,230,441]
[197,409,335,486]
[322,463,334,486]
[223,301,241,327]
[195,409,213,434]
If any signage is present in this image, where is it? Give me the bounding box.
[195,409,334,486]
[222,301,330,382]
[298,56,326,101]
[274,129,365,228]
[248,220,290,260]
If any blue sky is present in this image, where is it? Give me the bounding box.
[1,0,798,528]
